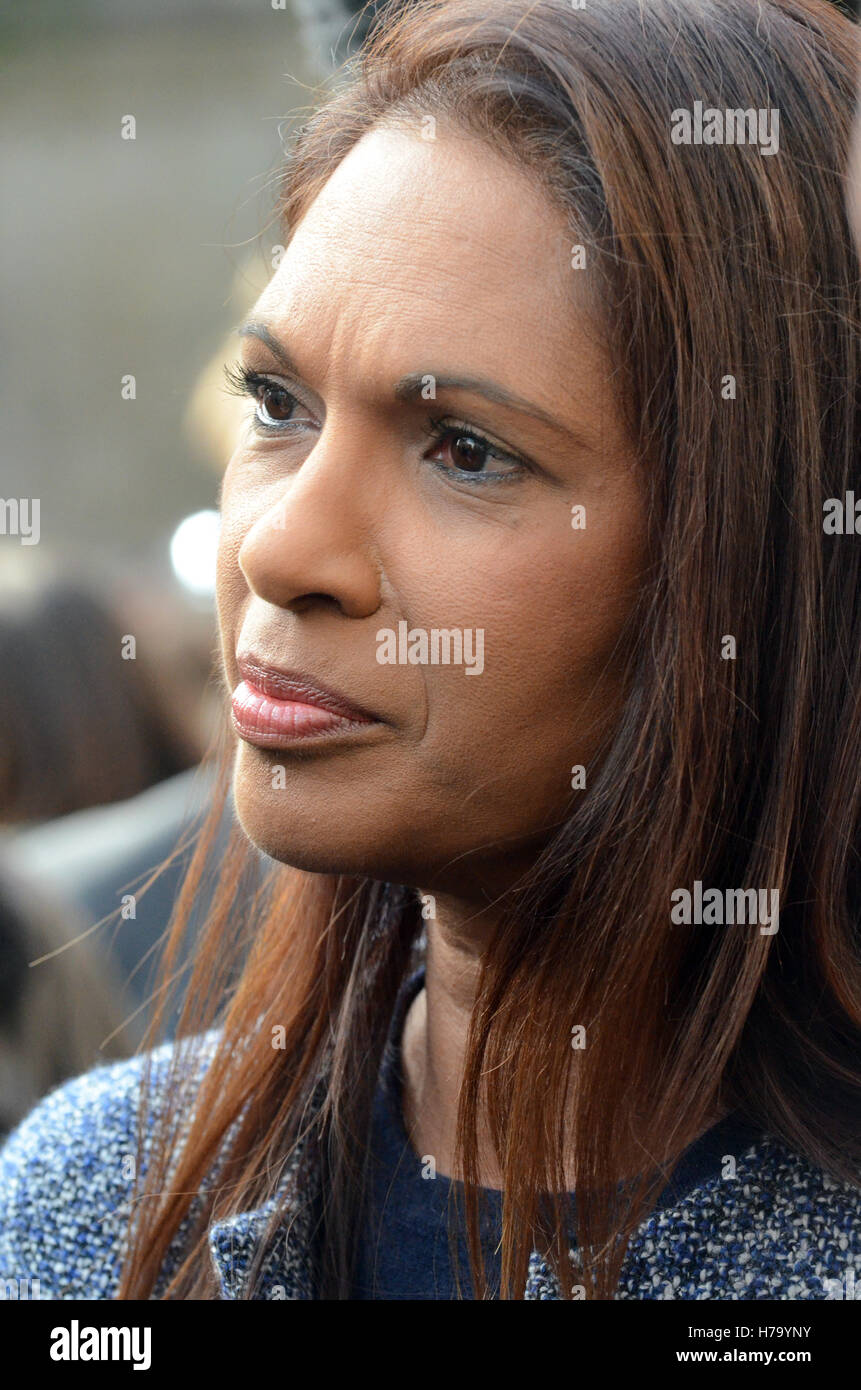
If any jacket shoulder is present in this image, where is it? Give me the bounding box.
[621,1137,861,1300]
[0,1030,221,1300]
[524,1137,861,1300]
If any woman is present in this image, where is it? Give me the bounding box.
[0,0,859,1301]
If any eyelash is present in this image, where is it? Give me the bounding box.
[222,361,526,484]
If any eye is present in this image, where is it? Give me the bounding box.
[255,381,300,426]
[222,362,312,432]
[422,417,525,481]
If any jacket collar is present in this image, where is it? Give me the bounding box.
[208,1206,563,1301]
[202,978,569,1300]
[205,1144,565,1300]
[207,1146,318,1300]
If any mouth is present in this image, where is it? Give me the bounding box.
[231,653,384,749]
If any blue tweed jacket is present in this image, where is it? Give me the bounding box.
[0,1032,859,1300]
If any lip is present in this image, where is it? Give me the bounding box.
[231,653,382,748]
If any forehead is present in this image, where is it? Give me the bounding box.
[251,125,594,393]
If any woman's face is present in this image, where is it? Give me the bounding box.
[216,125,647,897]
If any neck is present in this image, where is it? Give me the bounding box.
[400,892,508,1187]
[399,893,730,1191]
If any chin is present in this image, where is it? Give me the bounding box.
[230,760,400,878]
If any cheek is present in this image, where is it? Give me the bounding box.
[215,450,264,593]
[413,492,646,796]
[214,500,249,669]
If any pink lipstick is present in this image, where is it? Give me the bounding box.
[231,654,380,748]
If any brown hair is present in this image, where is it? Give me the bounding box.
[117,0,861,1300]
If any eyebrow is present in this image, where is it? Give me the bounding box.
[237,321,300,373]
[237,319,587,445]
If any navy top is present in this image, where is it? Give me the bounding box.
[351,967,763,1300]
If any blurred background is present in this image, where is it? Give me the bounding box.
[0,0,400,1136]
[0,0,856,1136]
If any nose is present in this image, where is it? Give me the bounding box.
[236,424,383,619]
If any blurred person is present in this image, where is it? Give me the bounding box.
[7,759,231,1047]
[3,333,249,1034]
[0,577,213,825]
[0,573,223,1042]
[0,846,136,1138]
[0,0,858,1307]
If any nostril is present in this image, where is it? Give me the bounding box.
[287,593,345,616]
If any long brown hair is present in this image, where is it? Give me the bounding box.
[117,0,861,1300]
